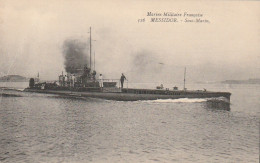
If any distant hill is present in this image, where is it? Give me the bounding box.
[0,75,28,82]
[221,78,260,84]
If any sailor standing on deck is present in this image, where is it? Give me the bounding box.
[120,73,127,89]
[71,75,75,87]
[64,75,68,87]
[99,74,103,89]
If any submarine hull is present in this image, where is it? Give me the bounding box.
[24,88,231,102]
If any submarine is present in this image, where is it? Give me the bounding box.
[24,27,231,103]
[24,67,231,102]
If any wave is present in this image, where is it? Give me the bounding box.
[0,87,24,91]
[140,98,208,103]
[0,93,22,97]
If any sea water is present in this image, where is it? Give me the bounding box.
[0,82,259,162]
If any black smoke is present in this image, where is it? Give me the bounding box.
[62,39,89,74]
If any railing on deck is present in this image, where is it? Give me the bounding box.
[99,79,128,89]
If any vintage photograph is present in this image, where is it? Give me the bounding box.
[0,0,259,162]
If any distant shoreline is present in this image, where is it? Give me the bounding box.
[221,79,260,85]
[195,78,260,85]
[0,75,28,82]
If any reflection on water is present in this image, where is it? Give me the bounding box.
[0,83,259,163]
[205,99,231,111]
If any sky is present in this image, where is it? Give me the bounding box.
[0,0,259,83]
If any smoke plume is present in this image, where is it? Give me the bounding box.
[62,39,89,74]
[128,51,165,82]
[132,51,163,73]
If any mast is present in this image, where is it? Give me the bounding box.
[94,51,95,71]
[89,27,92,70]
[184,67,186,90]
